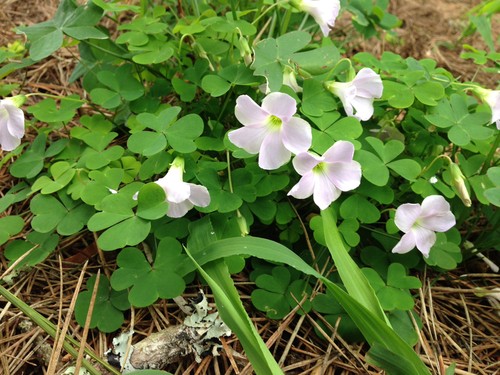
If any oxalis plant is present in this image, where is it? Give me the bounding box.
[0,0,499,374]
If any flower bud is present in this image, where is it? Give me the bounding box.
[236,214,249,237]
[449,162,471,207]
[238,35,253,66]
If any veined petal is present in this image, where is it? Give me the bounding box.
[419,195,455,231]
[167,200,193,218]
[228,124,269,154]
[188,184,211,207]
[350,96,375,121]
[235,95,269,126]
[292,152,322,175]
[412,226,436,258]
[313,172,341,210]
[281,117,312,154]
[323,141,355,163]
[353,68,383,98]
[392,232,417,255]
[325,160,361,192]
[332,83,356,117]
[261,92,297,121]
[394,203,421,233]
[288,172,315,199]
[259,131,291,170]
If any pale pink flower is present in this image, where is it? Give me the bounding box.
[0,96,25,151]
[288,141,361,210]
[325,68,383,121]
[155,157,210,218]
[229,92,312,170]
[392,195,456,258]
[292,0,341,37]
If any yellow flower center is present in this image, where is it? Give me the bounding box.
[268,115,282,129]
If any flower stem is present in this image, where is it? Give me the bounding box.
[480,132,500,174]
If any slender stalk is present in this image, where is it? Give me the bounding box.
[480,132,500,174]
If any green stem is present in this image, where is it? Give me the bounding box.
[230,0,238,20]
[25,93,86,103]
[480,132,500,174]
[280,8,292,35]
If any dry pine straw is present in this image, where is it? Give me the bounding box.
[0,254,499,374]
[1,0,499,374]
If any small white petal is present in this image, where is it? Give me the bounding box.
[258,131,291,170]
[332,83,356,117]
[313,172,341,209]
[299,0,340,37]
[412,226,436,258]
[392,232,417,255]
[325,160,361,192]
[235,95,269,126]
[350,96,375,121]
[167,200,193,218]
[484,90,500,126]
[288,172,315,199]
[0,124,21,151]
[419,195,456,232]
[156,174,190,203]
[261,92,297,121]
[323,141,355,163]
[353,68,383,98]
[281,117,312,154]
[394,203,422,233]
[228,124,269,154]
[188,184,210,207]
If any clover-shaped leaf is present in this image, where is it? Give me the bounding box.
[110,238,186,307]
[10,134,47,179]
[362,264,421,311]
[0,216,24,246]
[75,274,130,333]
[4,231,59,268]
[30,194,94,236]
[425,232,462,270]
[27,95,83,123]
[251,266,311,319]
[136,182,168,220]
[340,195,380,224]
[32,161,76,194]
[70,114,118,151]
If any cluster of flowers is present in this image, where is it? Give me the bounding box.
[0,0,498,258]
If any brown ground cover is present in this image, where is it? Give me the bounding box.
[1,1,499,374]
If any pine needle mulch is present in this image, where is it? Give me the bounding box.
[1,1,499,374]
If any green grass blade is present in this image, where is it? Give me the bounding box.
[321,207,388,323]
[184,249,284,375]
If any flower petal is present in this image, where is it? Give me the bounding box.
[313,172,341,210]
[0,122,21,151]
[292,152,322,175]
[394,203,421,233]
[281,117,312,154]
[235,95,269,126]
[4,104,25,138]
[325,160,362,192]
[261,92,297,121]
[288,172,315,199]
[353,68,383,98]
[350,96,375,121]
[419,195,456,232]
[332,82,356,117]
[392,232,416,255]
[167,200,193,218]
[258,131,291,170]
[188,184,211,207]
[412,226,436,258]
[156,173,191,203]
[323,141,355,163]
[228,124,269,154]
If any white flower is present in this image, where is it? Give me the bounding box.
[155,157,210,218]
[325,68,383,121]
[0,96,25,151]
[483,90,500,130]
[293,0,341,37]
[283,66,302,93]
[288,141,362,210]
[392,195,456,258]
[228,92,312,170]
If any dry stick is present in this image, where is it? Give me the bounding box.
[278,313,306,366]
[289,200,319,272]
[74,270,100,375]
[47,259,88,374]
[93,232,111,279]
[121,305,135,373]
[459,293,474,374]
[0,244,39,280]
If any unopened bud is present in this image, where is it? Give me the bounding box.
[449,162,471,207]
[236,214,249,237]
[238,35,253,66]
